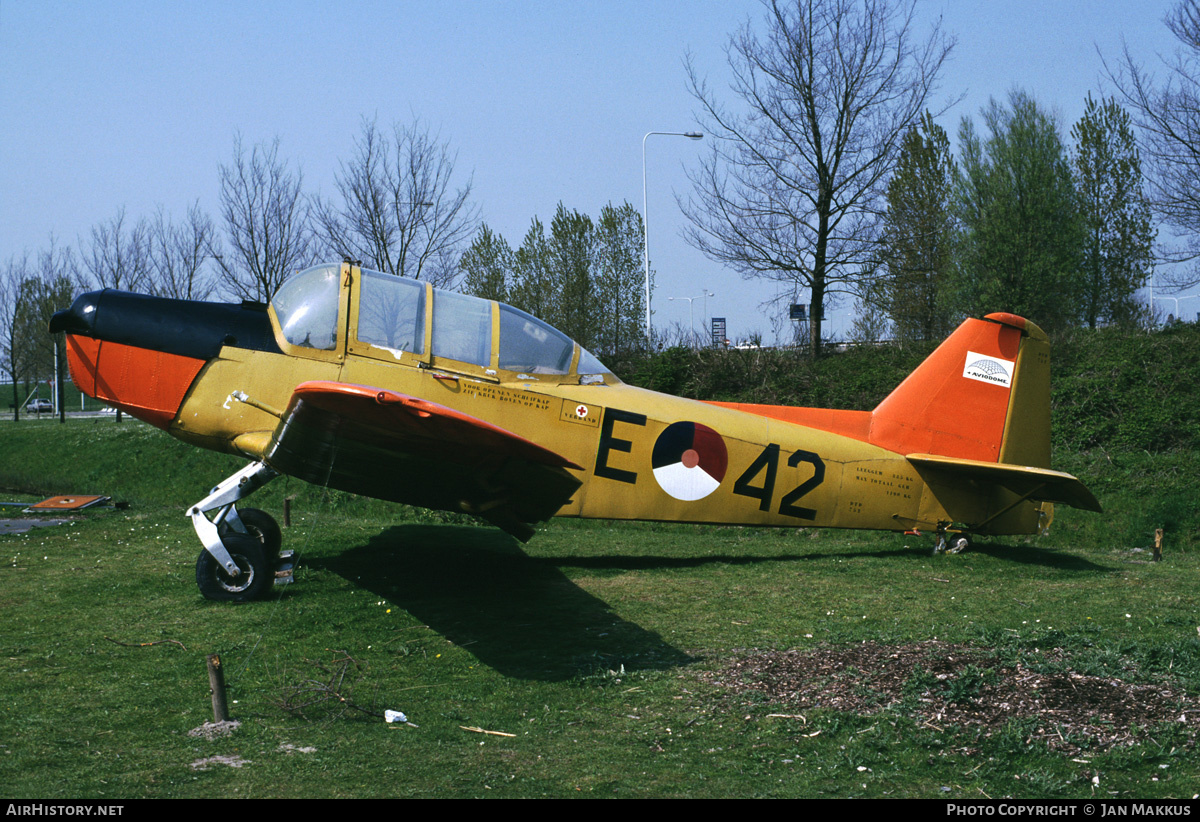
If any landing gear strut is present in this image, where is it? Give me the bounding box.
[188,461,295,602]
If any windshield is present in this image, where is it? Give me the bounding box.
[272,264,340,350]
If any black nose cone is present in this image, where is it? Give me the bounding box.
[48,288,281,359]
[49,291,103,335]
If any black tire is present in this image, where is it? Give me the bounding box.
[219,508,283,557]
[196,533,273,602]
[238,508,283,557]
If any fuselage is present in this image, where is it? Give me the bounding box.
[52,262,1050,538]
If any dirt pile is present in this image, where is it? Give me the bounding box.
[706,640,1197,753]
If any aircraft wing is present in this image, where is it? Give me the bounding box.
[263,381,583,540]
[906,454,1102,512]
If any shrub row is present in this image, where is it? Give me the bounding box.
[613,322,1200,454]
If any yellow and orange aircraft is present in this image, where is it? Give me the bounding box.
[51,261,1100,601]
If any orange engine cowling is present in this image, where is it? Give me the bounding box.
[50,288,282,430]
[64,334,206,429]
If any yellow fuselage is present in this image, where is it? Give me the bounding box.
[169,343,1019,535]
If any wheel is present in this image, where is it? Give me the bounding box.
[237,507,282,556]
[196,533,272,602]
[221,508,282,557]
[947,535,970,554]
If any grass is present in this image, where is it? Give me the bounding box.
[1,419,1199,798]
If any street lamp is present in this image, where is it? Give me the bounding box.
[643,130,702,342]
[1156,294,1200,323]
[669,289,714,347]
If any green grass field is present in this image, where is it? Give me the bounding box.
[1,419,1198,798]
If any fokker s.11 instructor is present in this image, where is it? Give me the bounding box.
[51,262,1100,601]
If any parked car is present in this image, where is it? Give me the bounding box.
[27,399,53,412]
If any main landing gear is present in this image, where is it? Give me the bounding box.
[188,461,295,602]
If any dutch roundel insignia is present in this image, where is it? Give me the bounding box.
[651,421,729,501]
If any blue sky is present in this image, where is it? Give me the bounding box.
[0,0,1189,342]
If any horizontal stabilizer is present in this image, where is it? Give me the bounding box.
[906,454,1102,513]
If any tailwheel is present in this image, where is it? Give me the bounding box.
[933,526,970,555]
[946,535,970,554]
[196,533,272,602]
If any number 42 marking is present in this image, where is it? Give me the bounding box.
[732,444,825,520]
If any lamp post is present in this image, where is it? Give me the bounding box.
[669,290,713,347]
[643,131,702,342]
[1157,294,1200,324]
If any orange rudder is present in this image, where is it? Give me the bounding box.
[869,313,1048,466]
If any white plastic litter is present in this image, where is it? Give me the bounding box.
[384,710,407,724]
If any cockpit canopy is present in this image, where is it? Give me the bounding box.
[271,264,611,380]
[272,263,342,351]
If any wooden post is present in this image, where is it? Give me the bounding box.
[1154,529,1163,562]
[207,654,230,722]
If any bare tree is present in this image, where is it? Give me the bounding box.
[312,118,478,288]
[681,0,954,354]
[0,254,33,419]
[149,202,217,300]
[1105,0,1200,287]
[80,207,151,293]
[11,241,78,414]
[214,135,314,302]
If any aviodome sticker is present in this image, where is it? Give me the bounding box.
[962,351,1015,388]
[651,421,728,501]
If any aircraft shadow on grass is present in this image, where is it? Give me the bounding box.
[516,538,1111,574]
[310,524,1110,682]
[312,524,697,682]
[968,541,1111,572]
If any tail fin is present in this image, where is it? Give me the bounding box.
[870,313,1049,467]
[704,313,1098,528]
[706,312,1053,467]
